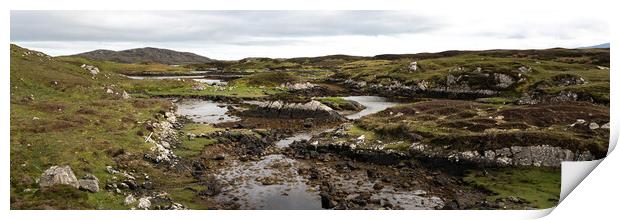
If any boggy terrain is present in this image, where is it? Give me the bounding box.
[10,44,609,210]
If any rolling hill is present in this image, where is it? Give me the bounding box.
[73,47,213,65]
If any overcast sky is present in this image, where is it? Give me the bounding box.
[10,10,609,60]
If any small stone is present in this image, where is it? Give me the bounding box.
[570,119,587,127]
[122,90,131,99]
[589,122,600,130]
[213,154,226,160]
[106,166,118,174]
[357,135,365,141]
[601,122,610,129]
[373,182,384,190]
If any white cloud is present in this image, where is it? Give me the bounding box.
[10,10,609,60]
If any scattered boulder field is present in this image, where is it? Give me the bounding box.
[10,44,609,210]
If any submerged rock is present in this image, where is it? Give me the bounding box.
[39,165,79,188]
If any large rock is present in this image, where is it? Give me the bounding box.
[78,174,100,192]
[39,165,79,188]
[408,61,419,72]
[138,197,152,209]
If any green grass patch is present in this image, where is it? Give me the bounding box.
[177,137,218,158]
[464,167,561,209]
[231,71,299,87]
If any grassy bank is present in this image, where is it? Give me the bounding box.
[464,167,561,209]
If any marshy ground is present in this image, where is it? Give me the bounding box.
[10,44,609,210]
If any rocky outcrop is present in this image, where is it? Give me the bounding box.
[551,74,586,86]
[81,64,100,76]
[244,100,345,121]
[293,139,595,168]
[339,78,499,100]
[144,111,181,165]
[446,72,520,90]
[291,123,597,168]
[409,143,594,168]
[39,165,79,188]
[494,73,516,89]
[517,91,584,105]
[280,82,317,90]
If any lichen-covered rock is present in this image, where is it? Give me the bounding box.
[78,174,100,192]
[137,197,151,209]
[124,195,137,206]
[409,61,419,72]
[39,165,79,188]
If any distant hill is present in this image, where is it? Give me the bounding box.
[74,47,213,65]
[579,43,610,49]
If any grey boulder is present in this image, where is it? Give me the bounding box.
[39,165,79,188]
